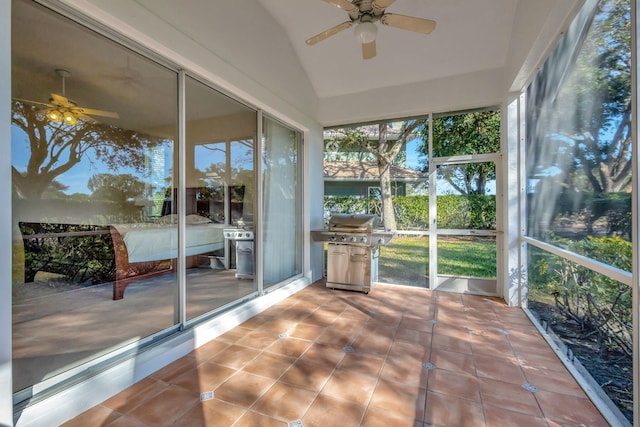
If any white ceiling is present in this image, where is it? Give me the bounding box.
[256,0,518,99]
[12,0,578,128]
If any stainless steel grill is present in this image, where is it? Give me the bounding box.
[311,214,395,294]
[223,227,254,279]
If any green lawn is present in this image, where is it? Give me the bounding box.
[13,234,497,290]
[379,235,496,287]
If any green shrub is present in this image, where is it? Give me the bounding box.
[530,236,632,354]
[324,194,496,230]
[392,196,429,229]
[529,191,631,237]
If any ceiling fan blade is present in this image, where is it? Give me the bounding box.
[12,98,54,108]
[306,21,354,45]
[381,13,437,34]
[75,113,98,123]
[50,93,76,108]
[74,107,120,119]
[371,0,397,12]
[322,0,359,13]
[362,41,377,60]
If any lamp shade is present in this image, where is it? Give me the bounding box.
[354,22,377,44]
[46,109,63,123]
[63,111,78,125]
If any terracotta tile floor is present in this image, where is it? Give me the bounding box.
[62,281,610,427]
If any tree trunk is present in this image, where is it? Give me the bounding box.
[377,124,397,230]
[378,159,397,230]
[341,120,424,230]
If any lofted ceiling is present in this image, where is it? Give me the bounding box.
[256,0,519,99]
[11,0,579,129]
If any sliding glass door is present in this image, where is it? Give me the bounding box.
[184,76,258,321]
[10,0,305,403]
[262,116,303,289]
[11,0,179,393]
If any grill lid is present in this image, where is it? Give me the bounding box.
[311,213,394,246]
[329,214,377,233]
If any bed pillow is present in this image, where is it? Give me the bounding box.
[186,214,213,225]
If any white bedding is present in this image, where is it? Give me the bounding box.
[112,222,226,263]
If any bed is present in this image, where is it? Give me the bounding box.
[110,215,226,300]
[20,215,227,301]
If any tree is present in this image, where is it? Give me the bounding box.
[11,101,162,199]
[88,173,148,203]
[574,0,630,193]
[530,0,631,194]
[420,111,500,195]
[327,120,426,230]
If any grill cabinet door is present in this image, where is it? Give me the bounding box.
[347,246,371,286]
[327,244,349,284]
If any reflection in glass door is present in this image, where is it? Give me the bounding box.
[430,158,499,295]
[185,76,258,321]
[262,116,303,289]
[11,0,181,394]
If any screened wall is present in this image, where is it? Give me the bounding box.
[322,110,501,293]
[525,0,633,422]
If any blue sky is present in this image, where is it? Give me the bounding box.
[405,137,423,170]
[11,125,150,195]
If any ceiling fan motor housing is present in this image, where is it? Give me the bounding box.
[349,0,385,22]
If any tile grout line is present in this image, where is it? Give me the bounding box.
[496,304,551,425]
[242,301,327,424]
[169,297,322,425]
[354,293,404,426]
[240,298,349,424]
[62,285,609,427]
[468,295,498,427]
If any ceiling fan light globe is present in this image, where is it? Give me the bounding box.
[63,111,78,125]
[354,22,377,43]
[46,109,63,123]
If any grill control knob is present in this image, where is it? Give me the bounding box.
[377,238,385,245]
[330,235,337,242]
[350,236,357,242]
[340,235,347,242]
[360,237,367,243]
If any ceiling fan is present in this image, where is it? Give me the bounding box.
[15,69,120,125]
[306,0,436,60]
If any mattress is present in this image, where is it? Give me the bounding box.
[111,222,226,263]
